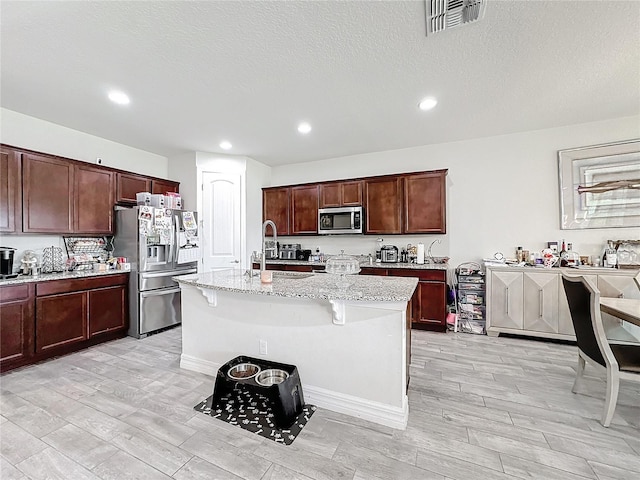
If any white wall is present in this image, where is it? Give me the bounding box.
[269,116,640,268]
[1,108,168,175]
[0,109,169,272]
[246,158,272,256]
[168,152,197,211]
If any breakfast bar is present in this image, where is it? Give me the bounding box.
[174,269,418,429]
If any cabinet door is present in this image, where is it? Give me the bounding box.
[489,271,523,330]
[403,171,446,234]
[414,281,447,331]
[319,183,341,207]
[22,153,74,233]
[88,285,127,337]
[75,165,114,234]
[523,272,558,333]
[0,285,34,369]
[597,274,640,299]
[151,179,179,195]
[290,185,318,234]
[117,172,151,203]
[364,177,402,234]
[36,292,87,353]
[0,146,21,233]
[341,181,363,206]
[263,187,290,236]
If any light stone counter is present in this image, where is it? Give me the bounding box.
[174,269,418,303]
[176,268,417,429]
[260,258,449,271]
[0,269,128,287]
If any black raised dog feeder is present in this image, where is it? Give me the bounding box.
[212,355,305,429]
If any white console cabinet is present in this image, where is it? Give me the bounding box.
[486,266,640,342]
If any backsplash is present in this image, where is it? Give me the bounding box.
[1,235,65,274]
[278,234,450,260]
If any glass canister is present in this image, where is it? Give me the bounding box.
[325,250,360,288]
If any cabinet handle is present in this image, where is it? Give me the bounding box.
[505,287,509,315]
[539,289,543,318]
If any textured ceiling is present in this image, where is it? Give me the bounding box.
[1,1,639,166]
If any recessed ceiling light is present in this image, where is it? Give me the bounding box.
[418,97,438,111]
[108,90,130,105]
[219,141,232,150]
[297,122,312,134]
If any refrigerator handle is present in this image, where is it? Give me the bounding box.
[167,215,176,266]
[174,218,180,264]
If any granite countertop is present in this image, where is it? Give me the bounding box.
[175,269,418,302]
[0,269,129,287]
[260,258,449,271]
[484,264,640,274]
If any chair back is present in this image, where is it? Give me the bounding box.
[562,275,606,367]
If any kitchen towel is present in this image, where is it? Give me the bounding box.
[417,243,425,264]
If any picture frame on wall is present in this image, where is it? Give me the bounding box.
[558,139,640,230]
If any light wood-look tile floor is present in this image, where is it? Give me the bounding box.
[1,328,639,480]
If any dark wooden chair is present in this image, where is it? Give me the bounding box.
[561,274,640,427]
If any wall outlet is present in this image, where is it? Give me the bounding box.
[259,339,268,355]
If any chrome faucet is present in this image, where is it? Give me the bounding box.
[427,239,441,264]
[261,220,278,271]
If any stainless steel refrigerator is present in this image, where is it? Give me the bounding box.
[114,206,200,338]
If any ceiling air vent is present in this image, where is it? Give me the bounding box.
[425,0,486,35]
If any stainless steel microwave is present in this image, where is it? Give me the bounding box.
[318,206,363,235]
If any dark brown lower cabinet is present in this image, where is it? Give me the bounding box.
[0,284,35,370]
[1,274,129,373]
[377,268,448,332]
[36,291,87,353]
[89,285,127,337]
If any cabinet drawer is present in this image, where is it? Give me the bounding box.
[37,274,128,296]
[0,284,31,302]
[386,269,446,282]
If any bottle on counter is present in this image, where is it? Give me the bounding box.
[516,246,524,263]
[560,239,568,266]
[604,241,617,268]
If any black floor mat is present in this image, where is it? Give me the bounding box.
[194,388,316,445]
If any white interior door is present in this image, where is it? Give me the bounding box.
[202,172,242,271]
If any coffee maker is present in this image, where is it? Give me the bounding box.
[0,247,17,278]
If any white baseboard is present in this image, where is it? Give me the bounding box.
[303,384,408,430]
[181,355,408,430]
[180,354,221,376]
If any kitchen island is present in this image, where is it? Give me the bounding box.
[174,269,418,429]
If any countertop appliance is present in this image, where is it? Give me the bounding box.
[0,247,17,278]
[114,206,200,338]
[279,243,301,260]
[381,245,399,263]
[318,206,363,235]
[296,249,312,261]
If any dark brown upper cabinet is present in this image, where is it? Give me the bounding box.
[364,177,403,234]
[0,146,22,233]
[263,187,290,236]
[403,170,447,234]
[74,164,114,234]
[319,180,362,208]
[116,172,151,204]
[22,153,74,233]
[151,179,179,195]
[290,185,319,234]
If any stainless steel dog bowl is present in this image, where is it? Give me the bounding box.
[227,363,261,380]
[255,369,289,386]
